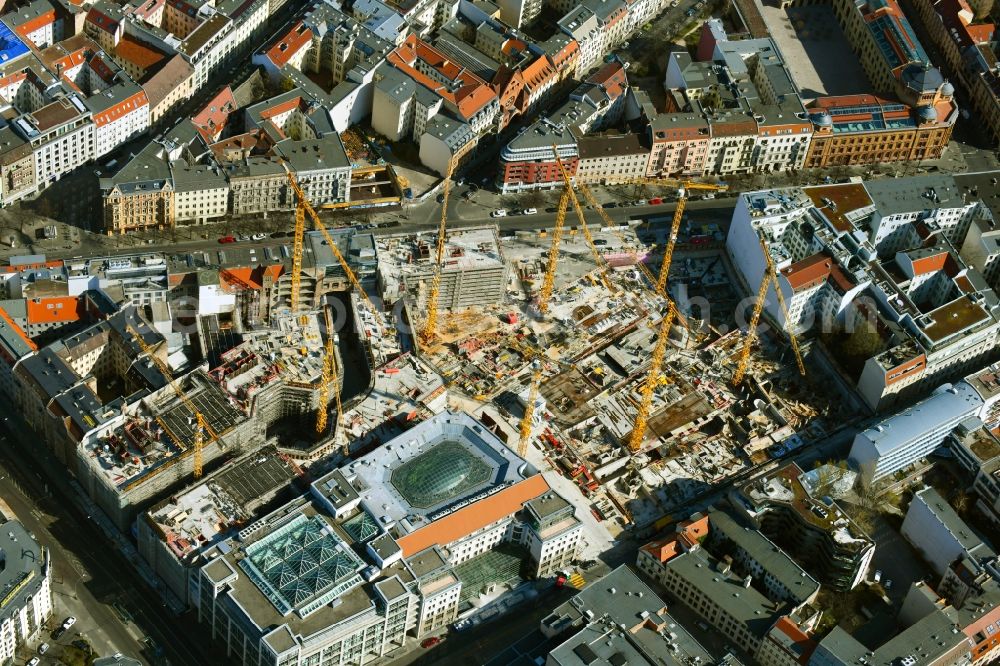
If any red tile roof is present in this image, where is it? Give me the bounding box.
[781,253,834,292]
[26,296,83,325]
[909,250,948,276]
[192,86,236,140]
[396,475,549,557]
[387,35,498,121]
[115,35,169,71]
[93,90,149,127]
[771,616,816,664]
[265,21,312,68]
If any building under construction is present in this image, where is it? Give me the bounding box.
[74,308,343,530]
[377,226,509,312]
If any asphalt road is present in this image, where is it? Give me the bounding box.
[0,413,224,666]
[0,434,144,665]
[37,196,736,263]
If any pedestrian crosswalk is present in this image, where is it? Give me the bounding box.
[568,572,586,589]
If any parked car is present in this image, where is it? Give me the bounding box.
[436,193,446,203]
[51,627,65,640]
[27,658,39,666]
[38,643,49,655]
[421,637,441,648]
[218,235,236,244]
[491,209,508,218]
[648,197,663,205]
[251,233,266,241]
[238,234,251,242]
[521,208,538,215]
[602,202,617,209]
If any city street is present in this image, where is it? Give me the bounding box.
[0,412,225,666]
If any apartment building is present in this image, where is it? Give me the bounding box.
[849,370,1000,483]
[273,135,352,206]
[805,92,956,168]
[170,161,228,225]
[950,419,1000,526]
[960,217,1000,289]
[640,530,790,654]
[141,54,194,125]
[576,131,650,183]
[540,566,714,666]
[499,62,628,192]
[384,35,499,136]
[557,5,602,77]
[3,0,64,50]
[0,127,37,206]
[646,113,710,177]
[0,520,51,666]
[100,142,175,233]
[732,463,875,590]
[727,178,1000,412]
[908,0,1000,144]
[224,157,287,216]
[16,95,94,188]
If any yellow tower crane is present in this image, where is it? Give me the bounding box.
[518,360,543,459]
[731,238,807,385]
[538,188,571,314]
[129,325,218,479]
[626,301,679,452]
[285,171,385,333]
[551,149,615,290]
[420,159,455,343]
[289,195,306,311]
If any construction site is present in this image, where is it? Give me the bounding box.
[374,163,848,539]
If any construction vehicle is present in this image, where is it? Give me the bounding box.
[284,170,385,332]
[420,159,455,343]
[129,325,218,479]
[732,238,806,385]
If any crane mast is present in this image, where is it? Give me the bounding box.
[627,303,678,452]
[538,189,571,314]
[285,171,385,333]
[421,159,455,343]
[518,361,543,459]
[129,325,216,479]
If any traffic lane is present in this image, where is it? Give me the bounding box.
[0,439,144,662]
[47,201,739,261]
[0,416,215,666]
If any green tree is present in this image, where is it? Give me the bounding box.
[973,0,994,20]
[841,320,883,359]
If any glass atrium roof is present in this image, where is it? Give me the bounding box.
[390,440,492,509]
[240,515,365,617]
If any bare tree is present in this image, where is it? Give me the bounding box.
[974,0,994,20]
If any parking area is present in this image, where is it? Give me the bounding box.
[867,514,933,605]
[760,4,872,101]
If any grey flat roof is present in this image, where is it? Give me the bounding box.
[274,135,350,172]
[0,521,45,620]
[662,548,783,637]
[544,566,714,665]
[857,381,982,455]
[708,510,819,604]
[864,175,966,216]
[910,487,995,558]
